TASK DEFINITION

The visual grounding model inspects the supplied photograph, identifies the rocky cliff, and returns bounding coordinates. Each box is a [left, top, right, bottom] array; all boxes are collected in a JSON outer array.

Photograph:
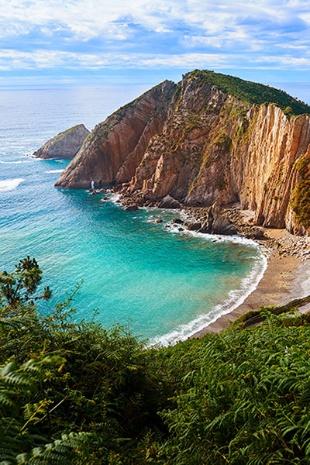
[[55, 81, 176, 188], [55, 70, 310, 235], [32, 124, 89, 159]]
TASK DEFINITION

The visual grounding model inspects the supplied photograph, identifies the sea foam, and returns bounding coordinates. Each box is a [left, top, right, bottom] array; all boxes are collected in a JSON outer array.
[[45, 169, 64, 174], [0, 178, 25, 192], [149, 235, 268, 347], [0, 160, 30, 164]]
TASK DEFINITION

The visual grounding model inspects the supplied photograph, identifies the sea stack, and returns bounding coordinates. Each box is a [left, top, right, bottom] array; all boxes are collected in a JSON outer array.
[[32, 124, 90, 159]]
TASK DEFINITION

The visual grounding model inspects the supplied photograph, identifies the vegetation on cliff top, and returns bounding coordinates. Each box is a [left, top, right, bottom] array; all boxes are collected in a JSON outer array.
[[2, 258, 310, 464], [190, 69, 310, 115]]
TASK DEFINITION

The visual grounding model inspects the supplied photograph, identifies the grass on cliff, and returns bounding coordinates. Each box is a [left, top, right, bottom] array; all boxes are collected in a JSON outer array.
[[2, 257, 310, 464], [190, 69, 310, 116]]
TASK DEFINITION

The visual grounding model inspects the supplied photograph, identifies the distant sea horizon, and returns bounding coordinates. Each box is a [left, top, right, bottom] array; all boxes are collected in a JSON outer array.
[[1, 80, 306, 344], [1, 79, 310, 106]]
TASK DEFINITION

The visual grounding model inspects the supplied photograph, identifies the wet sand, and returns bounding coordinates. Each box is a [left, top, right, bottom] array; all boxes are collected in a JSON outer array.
[[192, 229, 310, 337]]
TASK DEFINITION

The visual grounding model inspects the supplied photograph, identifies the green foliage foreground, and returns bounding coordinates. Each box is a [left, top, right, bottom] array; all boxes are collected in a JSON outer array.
[[1, 258, 310, 464]]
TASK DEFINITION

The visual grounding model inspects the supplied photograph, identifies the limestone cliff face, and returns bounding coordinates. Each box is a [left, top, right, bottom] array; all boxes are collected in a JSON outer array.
[[55, 71, 310, 235], [32, 124, 89, 159]]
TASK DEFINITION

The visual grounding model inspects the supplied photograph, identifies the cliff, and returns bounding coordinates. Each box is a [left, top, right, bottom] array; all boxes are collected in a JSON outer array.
[[55, 70, 310, 235], [55, 81, 176, 188], [32, 124, 90, 159]]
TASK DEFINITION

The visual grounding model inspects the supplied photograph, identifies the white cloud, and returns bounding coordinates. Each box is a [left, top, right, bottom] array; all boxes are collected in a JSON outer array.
[[0, 0, 300, 41], [1, 0, 310, 77], [0, 0, 184, 41], [3, 47, 309, 73]]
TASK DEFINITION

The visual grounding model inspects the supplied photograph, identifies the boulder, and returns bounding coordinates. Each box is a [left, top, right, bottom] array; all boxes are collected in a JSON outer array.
[[158, 195, 181, 209], [208, 203, 237, 235], [172, 218, 184, 224], [124, 205, 139, 211], [186, 222, 202, 231], [245, 227, 266, 240]]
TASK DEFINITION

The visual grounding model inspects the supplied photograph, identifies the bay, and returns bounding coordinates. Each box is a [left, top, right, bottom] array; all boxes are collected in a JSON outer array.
[[0, 85, 266, 345]]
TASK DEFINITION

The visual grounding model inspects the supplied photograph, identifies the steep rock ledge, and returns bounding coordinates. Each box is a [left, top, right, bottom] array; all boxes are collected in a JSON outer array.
[[55, 71, 310, 235]]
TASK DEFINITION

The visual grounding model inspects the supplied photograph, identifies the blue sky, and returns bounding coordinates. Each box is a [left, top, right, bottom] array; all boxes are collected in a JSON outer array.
[[1, 0, 310, 95]]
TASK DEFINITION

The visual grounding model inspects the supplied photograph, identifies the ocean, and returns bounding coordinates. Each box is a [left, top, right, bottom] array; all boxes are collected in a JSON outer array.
[[0, 84, 269, 345]]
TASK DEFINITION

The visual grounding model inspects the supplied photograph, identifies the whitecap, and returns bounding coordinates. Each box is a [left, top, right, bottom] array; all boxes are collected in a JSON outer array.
[[45, 169, 64, 174], [0, 159, 30, 164], [0, 178, 25, 192]]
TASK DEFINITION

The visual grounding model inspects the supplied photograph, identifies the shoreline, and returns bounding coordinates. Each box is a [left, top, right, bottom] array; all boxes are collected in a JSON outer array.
[[108, 191, 309, 339], [192, 228, 310, 337]]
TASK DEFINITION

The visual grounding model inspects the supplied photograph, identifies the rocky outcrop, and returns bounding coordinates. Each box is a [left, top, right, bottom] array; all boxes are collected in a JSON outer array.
[[32, 124, 89, 159], [55, 70, 310, 235], [158, 195, 181, 209], [55, 81, 176, 188]]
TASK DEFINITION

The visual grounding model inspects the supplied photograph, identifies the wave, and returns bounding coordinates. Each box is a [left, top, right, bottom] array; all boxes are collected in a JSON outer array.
[[101, 197, 269, 346], [45, 169, 64, 174], [149, 244, 268, 347], [0, 159, 30, 165], [0, 178, 25, 192]]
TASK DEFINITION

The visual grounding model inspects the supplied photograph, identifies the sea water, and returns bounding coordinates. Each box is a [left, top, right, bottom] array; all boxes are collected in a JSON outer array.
[[0, 85, 267, 345]]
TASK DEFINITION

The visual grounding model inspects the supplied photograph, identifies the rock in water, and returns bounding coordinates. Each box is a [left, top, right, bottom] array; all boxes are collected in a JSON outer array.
[[32, 124, 90, 159]]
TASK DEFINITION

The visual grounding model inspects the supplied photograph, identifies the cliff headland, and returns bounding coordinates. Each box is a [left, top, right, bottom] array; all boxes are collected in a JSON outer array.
[[53, 69, 310, 328], [55, 69, 310, 237]]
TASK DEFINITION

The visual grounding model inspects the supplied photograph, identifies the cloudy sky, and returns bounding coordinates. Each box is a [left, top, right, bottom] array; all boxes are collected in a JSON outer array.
[[1, 0, 310, 91]]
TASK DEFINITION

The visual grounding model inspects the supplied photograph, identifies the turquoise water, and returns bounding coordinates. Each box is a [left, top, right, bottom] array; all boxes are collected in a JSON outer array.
[[0, 86, 266, 344]]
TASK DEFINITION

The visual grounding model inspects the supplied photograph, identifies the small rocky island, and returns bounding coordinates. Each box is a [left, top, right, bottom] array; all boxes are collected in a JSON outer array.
[[32, 123, 89, 159]]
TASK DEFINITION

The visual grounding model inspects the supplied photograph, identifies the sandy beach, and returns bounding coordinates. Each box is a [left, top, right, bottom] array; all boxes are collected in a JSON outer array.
[[193, 228, 310, 336]]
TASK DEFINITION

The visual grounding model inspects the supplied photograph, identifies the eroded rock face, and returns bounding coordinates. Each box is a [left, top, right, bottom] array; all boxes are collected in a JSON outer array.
[[55, 72, 310, 235], [32, 124, 90, 159], [55, 81, 177, 188]]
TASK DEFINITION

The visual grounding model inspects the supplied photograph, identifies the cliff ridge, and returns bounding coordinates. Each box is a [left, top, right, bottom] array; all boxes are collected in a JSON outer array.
[[55, 70, 310, 235]]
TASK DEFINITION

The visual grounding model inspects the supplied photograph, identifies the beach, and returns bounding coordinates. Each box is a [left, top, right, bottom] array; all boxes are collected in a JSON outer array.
[[193, 228, 310, 336]]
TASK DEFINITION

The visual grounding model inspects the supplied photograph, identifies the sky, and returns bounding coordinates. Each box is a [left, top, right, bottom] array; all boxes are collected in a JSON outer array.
[[1, 0, 310, 97]]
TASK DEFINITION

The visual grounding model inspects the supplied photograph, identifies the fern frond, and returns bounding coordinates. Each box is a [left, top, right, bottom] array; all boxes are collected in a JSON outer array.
[[0, 362, 32, 387], [16, 432, 92, 464]]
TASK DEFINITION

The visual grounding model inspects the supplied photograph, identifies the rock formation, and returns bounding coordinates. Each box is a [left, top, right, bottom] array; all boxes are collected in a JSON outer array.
[[32, 124, 89, 159], [55, 70, 310, 235], [55, 81, 176, 187]]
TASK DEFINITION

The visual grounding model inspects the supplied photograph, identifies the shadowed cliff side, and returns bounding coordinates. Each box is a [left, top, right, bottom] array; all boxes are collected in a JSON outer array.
[[55, 80, 177, 188], [55, 70, 310, 235]]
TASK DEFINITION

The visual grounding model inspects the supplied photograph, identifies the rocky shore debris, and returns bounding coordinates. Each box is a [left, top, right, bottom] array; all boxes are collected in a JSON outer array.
[[224, 204, 309, 260], [115, 188, 307, 250], [158, 195, 181, 209], [94, 184, 309, 261], [182, 202, 237, 236]]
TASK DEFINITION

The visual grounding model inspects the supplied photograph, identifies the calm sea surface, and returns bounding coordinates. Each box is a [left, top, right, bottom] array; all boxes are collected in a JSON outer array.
[[0, 84, 269, 345]]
